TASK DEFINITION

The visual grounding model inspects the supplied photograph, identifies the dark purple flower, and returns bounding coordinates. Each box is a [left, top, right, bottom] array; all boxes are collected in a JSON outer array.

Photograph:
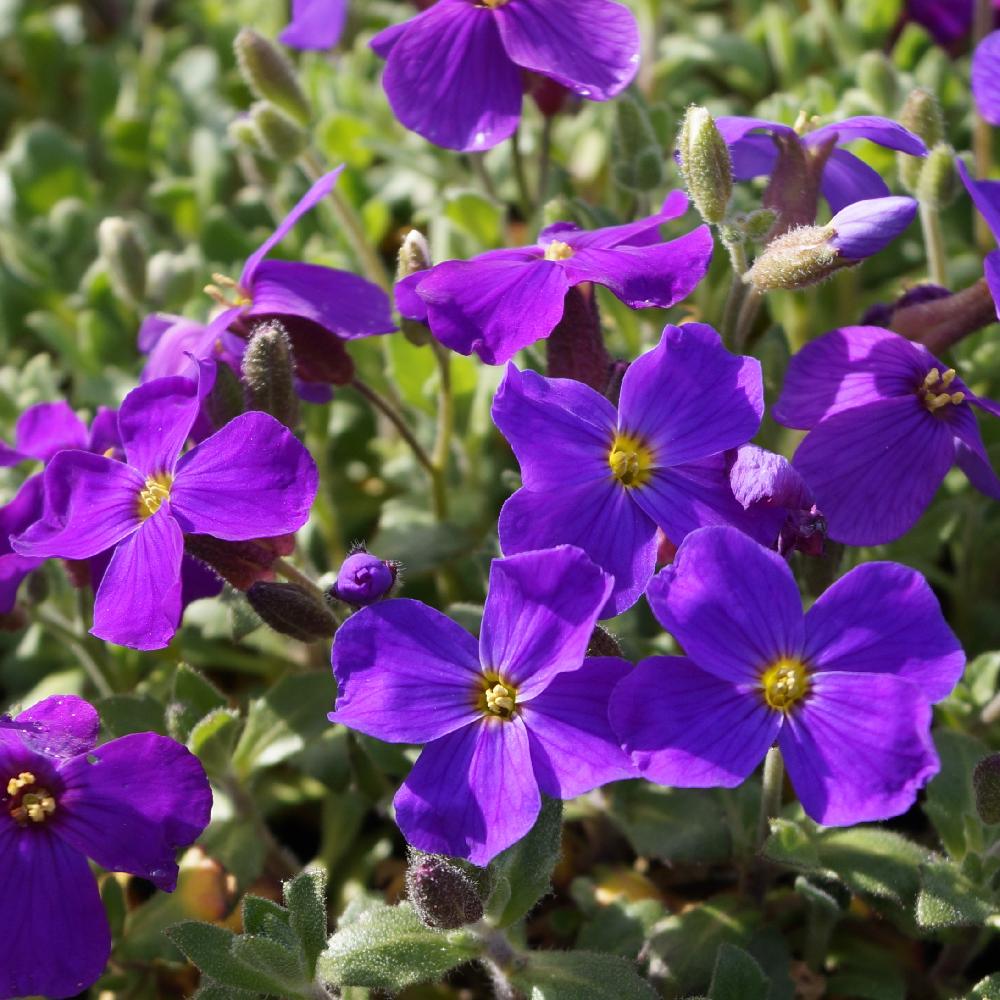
[[330, 550, 397, 606], [492, 323, 764, 616], [0, 695, 211, 999], [371, 0, 639, 151], [330, 546, 634, 864], [774, 325, 1000, 545], [907, 0, 1000, 45], [12, 366, 317, 650], [973, 31, 1000, 125], [715, 115, 926, 214], [609, 526, 964, 825], [280, 0, 347, 50], [397, 192, 712, 365], [958, 160, 1000, 319]]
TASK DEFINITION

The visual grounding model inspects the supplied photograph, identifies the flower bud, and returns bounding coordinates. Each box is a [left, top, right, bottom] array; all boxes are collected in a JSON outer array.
[[234, 28, 311, 126], [898, 88, 943, 193], [97, 216, 147, 306], [228, 115, 262, 153], [916, 143, 957, 211], [406, 853, 484, 930], [174, 847, 238, 922], [743, 208, 779, 243], [546, 285, 612, 393], [184, 534, 294, 590], [251, 102, 308, 162], [146, 249, 201, 308], [857, 52, 899, 114], [242, 320, 299, 430], [587, 624, 623, 658], [614, 92, 664, 194], [973, 753, 1000, 825], [246, 581, 338, 642], [329, 551, 397, 607], [204, 361, 246, 432], [397, 230, 433, 346], [677, 106, 732, 224]]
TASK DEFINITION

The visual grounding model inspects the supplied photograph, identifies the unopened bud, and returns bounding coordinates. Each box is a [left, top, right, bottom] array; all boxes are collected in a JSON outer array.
[[243, 320, 299, 429], [916, 143, 957, 210], [857, 52, 899, 114], [97, 216, 147, 305], [546, 285, 611, 392], [174, 847, 238, 921], [677, 106, 732, 225], [973, 753, 1000, 824], [587, 624, 623, 659], [247, 581, 337, 641], [898, 88, 943, 193], [228, 115, 262, 152], [146, 249, 201, 308], [406, 853, 484, 930], [204, 361, 245, 431], [614, 93, 664, 194], [397, 231, 433, 346], [251, 102, 308, 162], [184, 533, 294, 590], [234, 28, 311, 126], [743, 208, 779, 243], [329, 550, 397, 607]]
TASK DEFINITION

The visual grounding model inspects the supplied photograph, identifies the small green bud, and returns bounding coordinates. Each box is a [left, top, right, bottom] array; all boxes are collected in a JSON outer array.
[[397, 230, 433, 346], [744, 225, 840, 291], [228, 116, 262, 153], [96, 216, 147, 305], [234, 28, 311, 126], [677, 105, 733, 225], [916, 143, 957, 210], [743, 208, 779, 243], [204, 361, 245, 432], [146, 248, 201, 308], [898, 88, 944, 193], [857, 52, 899, 114], [246, 581, 338, 642], [242, 320, 299, 429], [973, 753, 1000, 825], [406, 853, 485, 930], [250, 102, 308, 162], [614, 93, 663, 193]]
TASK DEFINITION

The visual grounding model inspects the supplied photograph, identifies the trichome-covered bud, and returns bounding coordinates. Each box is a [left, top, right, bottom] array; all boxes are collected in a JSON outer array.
[[184, 533, 294, 590], [228, 115, 262, 153], [973, 753, 1000, 824], [546, 285, 613, 393], [329, 550, 397, 607], [246, 581, 338, 642], [405, 853, 484, 930], [97, 216, 147, 306], [743, 208, 778, 243], [204, 361, 245, 432], [898, 88, 943, 193], [587, 624, 623, 658], [243, 320, 299, 429], [613, 92, 664, 194], [251, 101, 308, 162], [916, 143, 957, 210], [234, 28, 311, 126], [677, 105, 732, 224], [857, 52, 899, 113], [397, 230, 433, 346]]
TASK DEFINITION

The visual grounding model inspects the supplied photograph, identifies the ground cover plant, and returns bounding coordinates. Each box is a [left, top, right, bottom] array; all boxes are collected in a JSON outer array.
[[2, 0, 1000, 997]]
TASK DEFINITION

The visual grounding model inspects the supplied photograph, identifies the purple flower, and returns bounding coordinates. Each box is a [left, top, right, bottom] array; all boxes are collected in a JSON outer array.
[[397, 192, 712, 365], [774, 325, 1000, 545], [492, 323, 764, 616], [609, 526, 964, 825], [907, 0, 1000, 45], [958, 160, 1000, 319], [826, 196, 918, 259], [11, 366, 318, 650], [280, 0, 347, 50], [715, 115, 927, 214], [973, 31, 1000, 125], [330, 546, 634, 864], [371, 0, 639, 151], [330, 550, 397, 606], [0, 695, 211, 998]]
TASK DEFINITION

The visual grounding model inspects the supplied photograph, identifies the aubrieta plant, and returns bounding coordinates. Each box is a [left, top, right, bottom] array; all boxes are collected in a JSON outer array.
[[2, 2, 1000, 999]]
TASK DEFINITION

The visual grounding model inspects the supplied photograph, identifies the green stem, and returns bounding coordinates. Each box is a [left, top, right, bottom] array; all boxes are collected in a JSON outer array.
[[510, 128, 533, 219], [974, 0, 995, 252], [920, 200, 949, 287], [804, 904, 836, 973], [351, 377, 438, 479], [273, 557, 326, 602], [756, 746, 784, 852], [36, 607, 114, 698], [720, 239, 749, 343], [470, 152, 499, 201], [537, 116, 554, 208], [430, 342, 453, 521], [733, 284, 763, 350]]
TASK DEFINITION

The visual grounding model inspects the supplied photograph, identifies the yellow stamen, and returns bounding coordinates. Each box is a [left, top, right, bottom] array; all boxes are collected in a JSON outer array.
[[608, 432, 654, 488], [138, 473, 173, 519], [204, 272, 252, 308], [6, 771, 57, 824], [7, 771, 35, 796], [543, 240, 575, 262], [920, 368, 965, 413], [760, 658, 810, 712], [477, 673, 518, 720], [480, 0, 511, 7]]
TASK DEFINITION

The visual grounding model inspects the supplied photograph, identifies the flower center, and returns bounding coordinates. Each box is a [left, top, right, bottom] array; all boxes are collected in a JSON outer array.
[[477, 673, 518, 720], [608, 432, 654, 488], [204, 272, 252, 309], [543, 240, 575, 262], [6, 772, 56, 825], [919, 368, 965, 413], [479, 0, 511, 8], [760, 658, 810, 712], [138, 473, 173, 519]]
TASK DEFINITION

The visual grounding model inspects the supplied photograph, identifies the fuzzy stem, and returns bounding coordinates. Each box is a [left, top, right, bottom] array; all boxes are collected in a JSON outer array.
[[920, 200, 949, 287], [36, 607, 114, 698], [537, 115, 554, 208], [733, 284, 764, 350], [756, 746, 784, 852], [430, 342, 454, 521], [510, 128, 533, 219], [721, 238, 749, 343]]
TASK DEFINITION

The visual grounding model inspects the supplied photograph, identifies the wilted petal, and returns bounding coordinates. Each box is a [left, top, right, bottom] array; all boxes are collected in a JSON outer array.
[[950, 400, 1000, 501]]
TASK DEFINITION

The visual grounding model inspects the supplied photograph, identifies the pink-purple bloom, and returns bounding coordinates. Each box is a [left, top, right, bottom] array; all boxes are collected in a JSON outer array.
[[492, 323, 764, 616], [330, 550, 397, 606], [0, 695, 211, 998], [609, 526, 965, 825], [11, 367, 318, 650], [371, 0, 639, 151], [330, 546, 634, 864], [958, 160, 1000, 319], [397, 192, 712, 365], [774, 325, 1000, 545], [280, 0, 347, 50]]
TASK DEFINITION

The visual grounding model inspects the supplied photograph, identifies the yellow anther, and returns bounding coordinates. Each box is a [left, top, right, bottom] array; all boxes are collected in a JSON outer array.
[[543, 240, 575, 262], [478, 674, 518, 720], [138, 473, 173, 519], [608, 432, 654, 488], [204, 273, 252, 308], [480, 0, 511, 7], [920, 368, 965, 413], [923, 368, 941, 388], [6, 771, 57, 825], [760, 658, 810, 712], [6, 772, 35, 796], [941, 368, 957, 387]]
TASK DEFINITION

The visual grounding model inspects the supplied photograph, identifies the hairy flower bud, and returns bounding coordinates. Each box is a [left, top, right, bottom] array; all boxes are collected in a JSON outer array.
[[587, 624, 623, 658], [184, 534, 294, 590], [234, 28, 311, 126], [228, 115, 262, 153], [243, 320, 299, 430], [677, 105, 732, 224], [397, 230, 434, 346], [857, 52, 899, 114], [247, 581, 338, 642], [916, 143, 957, 211], [204, 361, 245, 432], [546, 285, 612, 393], [405, 853, 484, 930], [973, 753, 1000, 825], [614, 92, 664, 193], [898, 88, 944, 193], [329, 551, 397, 607], [97, 216, 147, 306], [251, 102, 308, 162]]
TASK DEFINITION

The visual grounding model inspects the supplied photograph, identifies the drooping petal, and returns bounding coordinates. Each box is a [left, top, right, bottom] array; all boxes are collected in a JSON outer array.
[[393, 717, 540, 865], [56, 732, 212, 890], [791, 396, 955, 545], [550, 189, 690, 250], [246, 260, 395, 340], [618, 323, 763, 466], [490, 363, 616, 492], [522, 656, 635, 797], [803, 116, 927, 156], [380, 0, 523, 152], [973, 31, 1000, 126], [820, 148, 892, 215], [498, 480, 658, 618], [330, 599, 482, 744], [91, 509, 184, 651], [11, 452, 142, 561], [958, 159, 1000, 241], [0, 824, 110, 1000], [562, 226, 713, 310], [779, 672, 938, 826], [241, 167, 345, 286], [609, 656, 779, 787], [495, 0, 639, 101], [713, 115, 796, 146], [8, 402, 88, 464], [646, 526, 805, 685], [16, 695, 100, 758], [950, 400, 1000, 500], [279, 0, 348, 50], [479, 547, 613, 699], [773, 325, 929, 429], [728, 444, 812, 511], [419, 256, 569, 364], [139, 316, 220, 383], [170, 412, 318, 540], [985, 250, 1000, 318], [0, 473, 45, 613]]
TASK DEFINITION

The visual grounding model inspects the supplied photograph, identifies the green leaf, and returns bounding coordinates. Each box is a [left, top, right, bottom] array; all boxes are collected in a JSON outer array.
[[967, 974, 1000, 999], [708, 944, 770, 1000], [317, 901, 479, 991], [444, 190, 503, 248], [192, 982, 262, 1000], [284, 867, 329, 975], [510, 950, 657, 1000], [486, 797, 563, 928], [96, 694, 166, 738], [171, 663, 228, 740], [915, 859, 997, 929], [188, 708, 241, 776], [241, 895, 291, 937], [575, 898, 664, 959], [230, 935, 309, 988]]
